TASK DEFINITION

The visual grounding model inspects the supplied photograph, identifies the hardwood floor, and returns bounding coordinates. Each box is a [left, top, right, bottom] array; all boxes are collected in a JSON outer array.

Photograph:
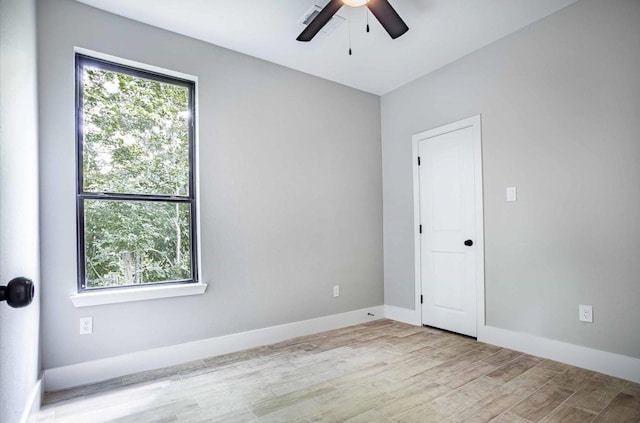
[[38, 319, 640, 422]]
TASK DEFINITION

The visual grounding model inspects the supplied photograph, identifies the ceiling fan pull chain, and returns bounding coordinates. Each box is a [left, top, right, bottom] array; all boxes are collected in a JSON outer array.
[[348, 20, 353, 55], [366, 9, 370, 33]]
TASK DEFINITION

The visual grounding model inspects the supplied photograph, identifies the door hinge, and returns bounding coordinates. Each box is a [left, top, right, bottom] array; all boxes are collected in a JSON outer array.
[[420, 294, 423, 304], [417, 156, 421, 166], [419, 224, 422, 234]]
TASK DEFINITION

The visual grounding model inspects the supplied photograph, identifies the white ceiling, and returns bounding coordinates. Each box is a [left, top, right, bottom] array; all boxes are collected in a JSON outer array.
[[74, 0, 578, 95]]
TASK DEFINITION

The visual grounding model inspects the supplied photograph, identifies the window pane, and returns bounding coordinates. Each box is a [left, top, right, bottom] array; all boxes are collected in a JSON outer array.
[[83, 199, 192, 289], [81, 66, 190, 196]]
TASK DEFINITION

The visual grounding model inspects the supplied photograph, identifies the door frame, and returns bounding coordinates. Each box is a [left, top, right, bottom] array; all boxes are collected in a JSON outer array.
[[412, 115, 485, 334]]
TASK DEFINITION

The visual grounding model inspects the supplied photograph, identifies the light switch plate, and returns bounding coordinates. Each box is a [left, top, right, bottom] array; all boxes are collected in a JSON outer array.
[[506, 187, 517, 202]]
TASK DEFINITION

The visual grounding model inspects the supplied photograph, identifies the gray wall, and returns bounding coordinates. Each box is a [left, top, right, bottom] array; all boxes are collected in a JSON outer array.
[[0, 0, 42, 421], [38, 0, 382, 369], [382, 0, 640, 358]]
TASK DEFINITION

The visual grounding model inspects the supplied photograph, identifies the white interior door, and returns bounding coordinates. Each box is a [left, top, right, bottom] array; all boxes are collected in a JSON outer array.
[[416, 119, 481, 337]]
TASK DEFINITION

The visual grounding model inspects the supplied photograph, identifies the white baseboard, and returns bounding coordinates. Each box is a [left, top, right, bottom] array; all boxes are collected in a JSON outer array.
[[381, 310, 640, 384], [478, 325, 640, 384], [20, 376, 43, 423], [384, 305, 421, 325], [44, 306, 384, 391]]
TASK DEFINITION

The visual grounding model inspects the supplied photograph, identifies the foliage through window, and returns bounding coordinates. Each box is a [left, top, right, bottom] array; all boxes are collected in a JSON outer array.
[[76, 54, 197, 290]]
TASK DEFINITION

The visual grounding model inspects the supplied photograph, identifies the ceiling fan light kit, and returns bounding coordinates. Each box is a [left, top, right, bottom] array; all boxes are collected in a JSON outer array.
[[342, 0, 369, 7], [297, 0, 408, 42]]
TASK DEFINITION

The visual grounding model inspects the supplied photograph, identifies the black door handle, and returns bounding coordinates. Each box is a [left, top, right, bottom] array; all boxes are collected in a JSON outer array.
[[464, 239, 473, 247], [0, 277, 34, 308]]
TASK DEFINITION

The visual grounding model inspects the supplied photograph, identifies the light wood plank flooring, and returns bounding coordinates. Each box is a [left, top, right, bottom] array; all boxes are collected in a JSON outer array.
[[38, 319, 640, 422]]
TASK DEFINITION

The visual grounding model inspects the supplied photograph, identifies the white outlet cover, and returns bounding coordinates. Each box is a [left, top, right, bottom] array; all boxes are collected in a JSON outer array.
[[506, 187, 517, 202], [579, 305, 593, 323], [80, 317, 93, 334]]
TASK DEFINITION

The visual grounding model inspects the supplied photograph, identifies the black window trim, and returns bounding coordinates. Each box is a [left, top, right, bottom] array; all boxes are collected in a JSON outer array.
[[75, 53, 198, 292]]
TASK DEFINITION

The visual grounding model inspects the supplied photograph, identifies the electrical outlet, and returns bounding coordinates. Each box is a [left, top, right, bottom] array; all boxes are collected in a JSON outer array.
[[579, 305, 593, 323], [80, 317, 93, 335], [333, 285, 340, 297]]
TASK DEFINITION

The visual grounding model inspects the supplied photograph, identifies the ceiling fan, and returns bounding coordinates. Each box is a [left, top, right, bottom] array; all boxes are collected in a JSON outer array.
[[297, 0, 409, 42]]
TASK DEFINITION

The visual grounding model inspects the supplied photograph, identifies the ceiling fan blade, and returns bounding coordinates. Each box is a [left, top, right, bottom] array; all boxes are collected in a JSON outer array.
[[366, 0, 409, 39], [297, 0, 343, 42]]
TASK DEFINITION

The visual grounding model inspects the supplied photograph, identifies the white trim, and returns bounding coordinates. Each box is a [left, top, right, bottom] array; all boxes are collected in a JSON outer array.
[[384, 305, 421, 325], [73, 47, 198, 82], [411, 130, 423, 325], [70, 283, 208, 307], [411, 115, 485, 334], [44, 306, 383, 391], [193, 64, 202, 293], [19, 376, 42, 423], [478, 325, 640, 384]]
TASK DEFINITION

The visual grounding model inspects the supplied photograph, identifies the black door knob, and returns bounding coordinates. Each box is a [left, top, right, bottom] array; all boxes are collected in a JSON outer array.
[[464, 239, 473, 247], [0, 277, 34, 308]]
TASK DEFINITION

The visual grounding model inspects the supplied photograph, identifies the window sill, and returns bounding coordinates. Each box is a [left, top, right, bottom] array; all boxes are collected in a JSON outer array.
[[70, 283, 208, 308]]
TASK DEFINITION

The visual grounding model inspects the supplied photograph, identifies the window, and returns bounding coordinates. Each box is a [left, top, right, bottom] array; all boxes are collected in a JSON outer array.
[[75, 54, 197, 291]]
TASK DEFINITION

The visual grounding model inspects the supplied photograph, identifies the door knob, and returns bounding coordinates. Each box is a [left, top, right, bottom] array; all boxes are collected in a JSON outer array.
[[464, 239, 473, 247], [0, 277, 34, 308]]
